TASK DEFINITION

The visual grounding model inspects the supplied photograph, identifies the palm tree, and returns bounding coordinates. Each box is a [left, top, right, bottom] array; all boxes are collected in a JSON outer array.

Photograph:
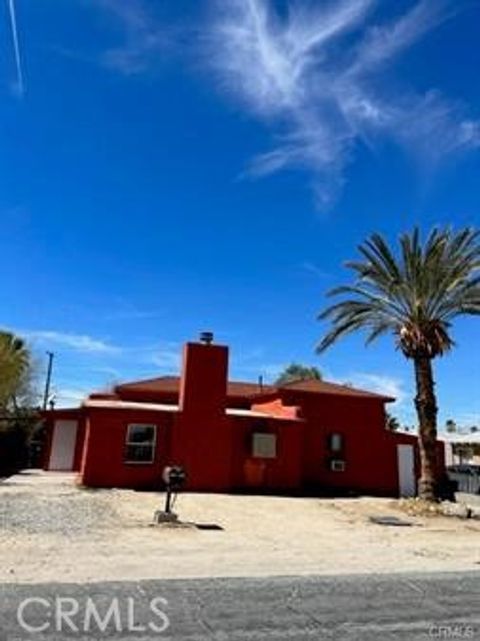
[[386, 413, 401, 432], [275, 363, 322, 386], [317, 227, 480, 501], [0, 330, 30, 410]]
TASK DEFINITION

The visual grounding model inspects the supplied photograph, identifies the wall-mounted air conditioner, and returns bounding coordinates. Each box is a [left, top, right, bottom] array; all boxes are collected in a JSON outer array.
[[330, 459, 346, 472]]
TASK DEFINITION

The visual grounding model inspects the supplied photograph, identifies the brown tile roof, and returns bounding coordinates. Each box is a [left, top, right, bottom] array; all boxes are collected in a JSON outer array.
[[115, 376, 276, 399], [278, 378, 394, 401], [114, 375, 393, 401]]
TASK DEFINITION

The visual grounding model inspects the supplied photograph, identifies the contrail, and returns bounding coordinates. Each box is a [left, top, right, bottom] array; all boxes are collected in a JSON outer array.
[[7, 0, 24, 96]]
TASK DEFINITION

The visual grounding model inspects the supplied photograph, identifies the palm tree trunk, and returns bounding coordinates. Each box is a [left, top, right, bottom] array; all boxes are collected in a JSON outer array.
[[413, 356, 439, 501]]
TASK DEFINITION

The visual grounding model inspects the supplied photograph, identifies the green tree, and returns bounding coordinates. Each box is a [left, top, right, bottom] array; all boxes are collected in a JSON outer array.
[[445, 419, 457, 433], [317, 228, 480, 501], [0, 331, 38, 473], [0, 331, 31, 410], [275, 363, 322, 386]]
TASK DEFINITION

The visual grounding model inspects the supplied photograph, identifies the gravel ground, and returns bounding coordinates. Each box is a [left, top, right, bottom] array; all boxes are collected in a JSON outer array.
[[2, 470, 480, 584], [0, 472, 120, 535], [0, 489, 117, 535]]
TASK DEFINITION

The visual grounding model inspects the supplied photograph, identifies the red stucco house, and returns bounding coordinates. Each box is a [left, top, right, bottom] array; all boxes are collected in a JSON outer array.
[[43, 334, 444, 497]]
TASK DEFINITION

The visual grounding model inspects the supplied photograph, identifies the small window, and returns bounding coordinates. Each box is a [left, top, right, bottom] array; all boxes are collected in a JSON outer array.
[[328, 433, 344, 452], [125, 424, 156, 463], [252, 433, 277, 459]]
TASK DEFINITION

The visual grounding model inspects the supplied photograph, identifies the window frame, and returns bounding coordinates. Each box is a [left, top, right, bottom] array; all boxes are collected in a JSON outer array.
[[124, 423, 157, 465]]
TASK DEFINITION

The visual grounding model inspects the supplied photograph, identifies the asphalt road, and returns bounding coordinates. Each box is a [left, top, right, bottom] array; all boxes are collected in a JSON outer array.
[[1, 572, 480, 640]]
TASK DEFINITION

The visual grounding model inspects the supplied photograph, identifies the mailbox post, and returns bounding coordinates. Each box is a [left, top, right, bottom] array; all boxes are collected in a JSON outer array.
[[153, 465, 187, 524]]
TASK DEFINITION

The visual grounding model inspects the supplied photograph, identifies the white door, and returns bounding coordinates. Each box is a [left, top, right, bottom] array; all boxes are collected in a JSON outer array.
[[49, 420, 78, 470], [397, 444, 416, 497]]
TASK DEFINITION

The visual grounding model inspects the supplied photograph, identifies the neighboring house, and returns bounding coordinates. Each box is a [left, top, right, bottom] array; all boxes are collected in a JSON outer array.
[[441, 432, 480, 466], [440, 433, 480, 494], [42, 334, 444, 497]]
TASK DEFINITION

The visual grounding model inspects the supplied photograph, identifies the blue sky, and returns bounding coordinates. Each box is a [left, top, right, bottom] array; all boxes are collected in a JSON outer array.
[[1, 0, 479, 428]]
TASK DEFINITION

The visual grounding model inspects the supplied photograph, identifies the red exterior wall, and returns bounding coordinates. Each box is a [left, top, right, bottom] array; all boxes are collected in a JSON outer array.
[[264, 389, 433, 496], [281, 391, 402, 494], [80, 408, 173, 489], [229, 417, 303, 491], [77, 406, 302, 492]]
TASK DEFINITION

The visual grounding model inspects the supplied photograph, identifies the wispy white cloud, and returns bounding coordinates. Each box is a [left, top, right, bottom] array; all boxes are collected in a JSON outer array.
[[346, 372, 407, 405], [300, 261, 331, 280], [348, 0, 449, 75], [52, 386, 91, 407], [33, 339, 183, 406], [57, 363, 122, 378], [97, 0, 172, 75], [209, 0, 480, 205], [325, 368, 408, 413], [146, 344, 180, 370], [390, 91, 480, 163], [17, 325, 182, 366], [22, 330, 120, 354]]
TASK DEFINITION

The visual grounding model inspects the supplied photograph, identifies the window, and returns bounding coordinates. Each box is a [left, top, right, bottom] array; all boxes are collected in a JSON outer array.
[[252, 433, 277, 459], [328, 433, 344, 453], [125, 424, 157, 463]]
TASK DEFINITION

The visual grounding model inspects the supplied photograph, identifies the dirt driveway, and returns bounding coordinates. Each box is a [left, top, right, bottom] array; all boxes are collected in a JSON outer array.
[[1, 471, 480, 584]]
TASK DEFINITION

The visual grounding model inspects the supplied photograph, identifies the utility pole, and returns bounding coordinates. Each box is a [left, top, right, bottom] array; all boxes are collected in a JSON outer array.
[[42, 351, 54, 410]]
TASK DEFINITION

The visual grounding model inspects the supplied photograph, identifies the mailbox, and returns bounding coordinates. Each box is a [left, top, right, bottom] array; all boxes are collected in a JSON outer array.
[[162, 465, 187, 490]]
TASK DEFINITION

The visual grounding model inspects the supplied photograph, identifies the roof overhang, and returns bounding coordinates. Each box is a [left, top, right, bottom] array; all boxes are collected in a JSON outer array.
[[82, 399, 300, 421]]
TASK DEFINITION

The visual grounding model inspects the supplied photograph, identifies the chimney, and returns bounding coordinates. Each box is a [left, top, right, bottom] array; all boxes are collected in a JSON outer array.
[[179, 332, 228, 416]]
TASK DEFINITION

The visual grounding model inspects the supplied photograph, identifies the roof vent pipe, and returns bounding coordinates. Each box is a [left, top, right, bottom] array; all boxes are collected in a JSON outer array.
[[199, 331, 214, 345]]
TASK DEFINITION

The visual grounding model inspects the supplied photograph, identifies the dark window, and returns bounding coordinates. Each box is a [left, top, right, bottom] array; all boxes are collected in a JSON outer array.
[[125, 424, 156, 463]]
